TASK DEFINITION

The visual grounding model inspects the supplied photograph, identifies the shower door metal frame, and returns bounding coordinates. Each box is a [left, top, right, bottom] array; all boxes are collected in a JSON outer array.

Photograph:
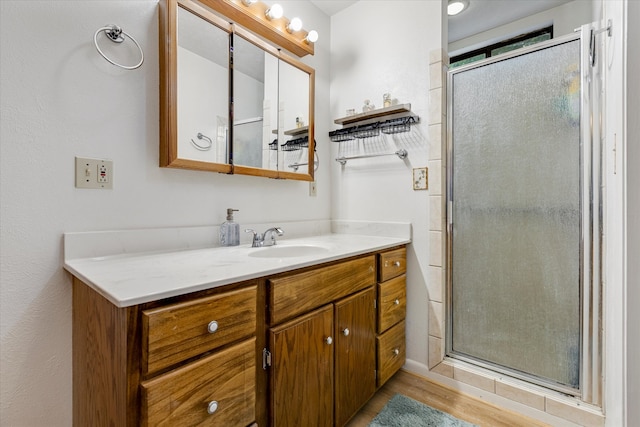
[[445, 28, 602, 404]]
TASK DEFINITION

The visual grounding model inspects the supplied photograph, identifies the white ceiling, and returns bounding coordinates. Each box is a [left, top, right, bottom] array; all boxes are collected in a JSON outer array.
[[309, 0, 357, 16], [309, 0, 574, 42], [448, 0, 574, 42]]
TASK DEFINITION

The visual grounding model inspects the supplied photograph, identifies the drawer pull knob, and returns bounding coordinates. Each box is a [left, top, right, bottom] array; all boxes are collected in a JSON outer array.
[[393, 261, 401, 267], [342, 328, 350, 336], [207, 321, 219, 334], [207, 400, 219, 414], [394, 299, 400, 305], [325, 336, 333, 345], [393, 348, 400, 356]]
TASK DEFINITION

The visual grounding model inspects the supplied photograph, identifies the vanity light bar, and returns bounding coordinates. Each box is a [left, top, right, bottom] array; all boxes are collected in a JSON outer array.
[[197, 0, 316, 57]]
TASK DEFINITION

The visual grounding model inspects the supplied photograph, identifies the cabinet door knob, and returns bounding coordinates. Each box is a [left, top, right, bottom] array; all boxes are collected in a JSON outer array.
[[393, 348, 400, 356], [207, 400, 219, 414], [394, 299, 400, 305], [393, 261, 401, 267], [342, 328, 350, 336], [325, 336, 333, 345], [207, 321, 219, 334]]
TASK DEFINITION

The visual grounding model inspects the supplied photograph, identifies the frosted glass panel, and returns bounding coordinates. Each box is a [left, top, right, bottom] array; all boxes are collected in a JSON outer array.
[[450, 39, 581, 389]]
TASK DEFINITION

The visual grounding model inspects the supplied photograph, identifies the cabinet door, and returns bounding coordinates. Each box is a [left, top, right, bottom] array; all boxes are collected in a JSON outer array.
[[269, 305, 334, 427], [334, 288, 376, 426]]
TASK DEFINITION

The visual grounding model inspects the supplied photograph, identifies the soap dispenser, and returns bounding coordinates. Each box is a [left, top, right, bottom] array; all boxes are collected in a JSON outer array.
[[220, 208, 240, 247]]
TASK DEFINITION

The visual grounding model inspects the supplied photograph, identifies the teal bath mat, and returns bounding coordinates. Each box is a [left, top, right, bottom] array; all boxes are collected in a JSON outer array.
[[369, 394, 478, 427]]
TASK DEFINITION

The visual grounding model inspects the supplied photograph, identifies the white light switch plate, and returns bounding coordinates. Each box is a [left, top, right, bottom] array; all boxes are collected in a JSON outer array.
[[75, 157, 113, 189]]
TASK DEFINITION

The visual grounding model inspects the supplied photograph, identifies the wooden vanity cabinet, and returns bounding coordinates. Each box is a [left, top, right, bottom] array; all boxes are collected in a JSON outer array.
[[267, 255, 378, 426], [72, 278, 260, 427], [376, 247, 407, 387], [72, 244, 407, 427]]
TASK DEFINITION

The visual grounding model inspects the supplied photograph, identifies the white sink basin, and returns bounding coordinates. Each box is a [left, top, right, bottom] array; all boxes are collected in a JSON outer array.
[[247, 244, 330, 258]]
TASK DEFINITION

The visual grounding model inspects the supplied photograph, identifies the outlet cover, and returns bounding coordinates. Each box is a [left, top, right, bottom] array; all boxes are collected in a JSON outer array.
[[75, 157, 113, 189], [413, 167, 428, 190]]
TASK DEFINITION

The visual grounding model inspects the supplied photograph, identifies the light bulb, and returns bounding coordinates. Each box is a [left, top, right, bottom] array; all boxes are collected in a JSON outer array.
[[287, 17, 303, 33], [304, 30, 318, 44], [265, 4, 283, 20], [448, 0, 468, 16]]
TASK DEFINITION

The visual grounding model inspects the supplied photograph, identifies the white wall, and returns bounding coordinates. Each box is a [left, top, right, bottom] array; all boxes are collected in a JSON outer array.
[[602, 0, 628, 424], [626, 0, 639, 424], [0, 1, 331, 424], [329, 0, 441, 372]]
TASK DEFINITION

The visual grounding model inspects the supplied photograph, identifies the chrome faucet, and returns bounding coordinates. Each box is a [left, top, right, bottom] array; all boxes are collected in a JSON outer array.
[[245, 227, 284, 247]]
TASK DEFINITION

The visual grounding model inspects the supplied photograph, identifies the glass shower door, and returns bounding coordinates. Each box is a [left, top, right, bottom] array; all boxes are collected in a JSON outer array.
[[447, 36, 582, 392]]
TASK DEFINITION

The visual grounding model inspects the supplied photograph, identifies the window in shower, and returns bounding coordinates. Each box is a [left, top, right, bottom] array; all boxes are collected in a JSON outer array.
[[450, 26, 553, 69], [446, 36, 585, 394]]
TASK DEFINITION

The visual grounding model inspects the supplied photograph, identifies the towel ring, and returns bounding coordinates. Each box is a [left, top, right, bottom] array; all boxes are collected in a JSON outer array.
[[191, 132, 213, 151], [94, 25, 144, 70]]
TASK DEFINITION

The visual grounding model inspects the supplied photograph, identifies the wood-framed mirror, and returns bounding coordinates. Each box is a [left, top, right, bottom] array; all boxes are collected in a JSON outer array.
[[159, 0, 315, 181], [159, 0, 232, 173]]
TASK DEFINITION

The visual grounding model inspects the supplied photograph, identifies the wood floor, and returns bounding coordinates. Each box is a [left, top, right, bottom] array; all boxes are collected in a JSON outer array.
[[346, 370, 551, 427]]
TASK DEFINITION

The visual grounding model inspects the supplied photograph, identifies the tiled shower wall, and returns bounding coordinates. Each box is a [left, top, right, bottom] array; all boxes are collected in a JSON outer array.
[[427, 48, 447, 372]]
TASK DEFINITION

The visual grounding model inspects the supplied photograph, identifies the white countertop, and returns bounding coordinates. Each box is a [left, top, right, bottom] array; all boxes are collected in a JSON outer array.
[[64, 229, 410, 308]]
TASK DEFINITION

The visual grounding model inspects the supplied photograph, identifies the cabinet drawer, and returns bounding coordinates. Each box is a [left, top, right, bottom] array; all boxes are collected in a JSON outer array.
[[269, 256, 376, 324], [141, 338, 256, 427], [378, 247, 407, 282], [376, 320, 405, 387], [377, 274, 406, 333], [142, 285, 257, 375]]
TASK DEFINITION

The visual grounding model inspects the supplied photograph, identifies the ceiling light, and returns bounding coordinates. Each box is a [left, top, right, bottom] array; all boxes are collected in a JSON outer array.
[[448, 0, 469, 16], [287, 17, 303, 33], [304, 30, 318, 44], [265, 3, 283, 20]]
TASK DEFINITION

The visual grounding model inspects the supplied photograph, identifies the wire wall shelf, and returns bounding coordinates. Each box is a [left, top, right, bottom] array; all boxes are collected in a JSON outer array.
[[329, 103, 419, 165], [281, 135, 310, 151], [269, 135, 309, 152], [273, 125, 318, 172]]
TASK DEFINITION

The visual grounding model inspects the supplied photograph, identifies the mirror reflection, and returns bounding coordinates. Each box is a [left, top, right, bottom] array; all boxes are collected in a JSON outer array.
[[278, 58, 312, 175], [232, 33, 279, 171], [177, 6, 229, 164]]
